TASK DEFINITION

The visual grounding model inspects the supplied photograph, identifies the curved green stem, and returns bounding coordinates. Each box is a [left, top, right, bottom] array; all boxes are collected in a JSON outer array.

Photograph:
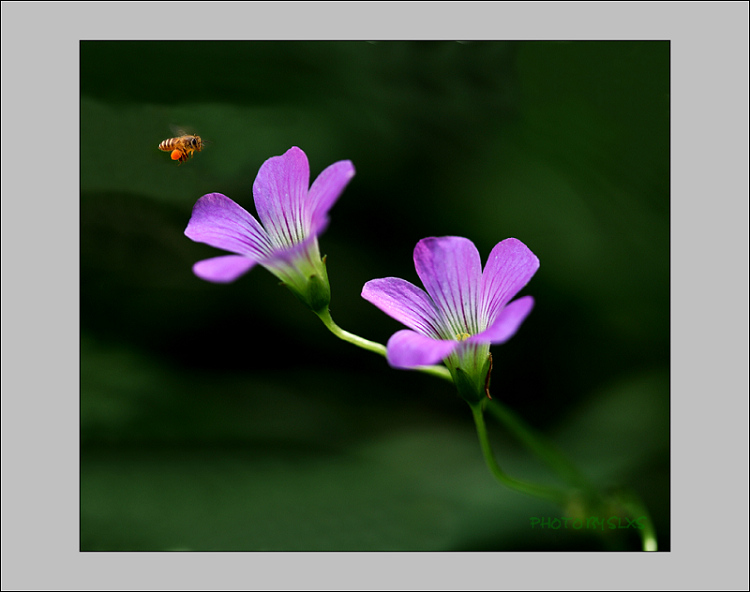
[[470, 402, 569, 506], [485, 398, 598, 497], [315, 308, 453, 382], [315, 308, 387, 355], [484, 400, 658, 550], [314, 307, 657, 550], [639, 516, 659, 552], [616, 490, 659, 552]]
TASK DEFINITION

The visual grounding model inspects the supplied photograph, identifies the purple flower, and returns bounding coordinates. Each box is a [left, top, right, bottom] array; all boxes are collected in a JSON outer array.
[[185, 146, 355, 310], [361, 236, 539, 384]]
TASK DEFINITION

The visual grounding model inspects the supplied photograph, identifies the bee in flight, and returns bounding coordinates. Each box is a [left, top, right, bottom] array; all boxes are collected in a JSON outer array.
[[158, 133, 204, 164]]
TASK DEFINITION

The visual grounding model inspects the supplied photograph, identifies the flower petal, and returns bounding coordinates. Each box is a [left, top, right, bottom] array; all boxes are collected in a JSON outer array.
[[192, 255, 258, 283], [386, 330, 459, 369], [480, 238, 539, 326], [361, 277, 442, 337], [307, 159, 356, 237], [252, 146, 310, 249], [413, 237, 483, 335], [185, 193, 273, 259], [469, 295, 535, 344]]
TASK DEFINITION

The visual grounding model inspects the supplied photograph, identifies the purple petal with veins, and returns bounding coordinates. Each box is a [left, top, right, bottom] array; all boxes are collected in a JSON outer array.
[[480, 238, 539, 326], [308, 159, 356, 237], [193, 255, 259, 284], [386, 330, 460, 369], [185, 193, 272, 260], [252, 146, 310, 249], [469, 295, 535, 345], [361, 277, 443, 337], [414, 237, 483, 335]]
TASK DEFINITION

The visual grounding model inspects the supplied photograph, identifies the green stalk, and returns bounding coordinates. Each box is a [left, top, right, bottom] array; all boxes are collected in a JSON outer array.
[[470, 402, 569, 506], [485, 398, 597, 496], [315, 308, 453, 382], [615, 490, 659, 552], [314, 307, 657, 551]]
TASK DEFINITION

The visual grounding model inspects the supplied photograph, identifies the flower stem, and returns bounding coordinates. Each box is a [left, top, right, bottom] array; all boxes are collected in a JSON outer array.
[[315, 308, 453, 382], [484, 400, 658, 551], [470, 402, 570, 507], [615, 490, 659, 552], [485, 398, 597, 496], [315, 308, 657, 550], [315, 308, 387, 355]]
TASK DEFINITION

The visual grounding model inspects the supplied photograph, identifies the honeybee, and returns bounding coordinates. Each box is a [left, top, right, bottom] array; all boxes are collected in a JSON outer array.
[[158, 133, 204, 164]]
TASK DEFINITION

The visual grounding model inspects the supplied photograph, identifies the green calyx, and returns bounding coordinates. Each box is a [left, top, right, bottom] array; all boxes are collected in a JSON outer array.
[[279, 255, 331, 314], [304, 267, 332, 313], [450, 353, 493, 404]]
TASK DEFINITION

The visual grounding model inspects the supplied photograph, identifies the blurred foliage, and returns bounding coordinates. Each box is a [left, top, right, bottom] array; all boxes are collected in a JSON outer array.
[[80, 41, 669, 551]]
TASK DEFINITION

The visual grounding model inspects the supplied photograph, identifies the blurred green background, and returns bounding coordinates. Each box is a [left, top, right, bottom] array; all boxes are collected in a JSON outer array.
[[80, 41, 669, 551]]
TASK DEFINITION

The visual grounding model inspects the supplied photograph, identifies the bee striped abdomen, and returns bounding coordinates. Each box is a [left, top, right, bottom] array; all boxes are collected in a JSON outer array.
[[158, 134, 203, 164]]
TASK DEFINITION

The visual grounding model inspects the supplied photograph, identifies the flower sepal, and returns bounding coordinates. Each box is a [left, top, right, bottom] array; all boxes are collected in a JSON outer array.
[[450, 354, 493, 404], [281, 257, 331, 314]]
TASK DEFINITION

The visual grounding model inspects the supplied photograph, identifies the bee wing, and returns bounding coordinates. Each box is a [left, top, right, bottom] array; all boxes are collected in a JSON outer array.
[[169, 124, 195, 137]]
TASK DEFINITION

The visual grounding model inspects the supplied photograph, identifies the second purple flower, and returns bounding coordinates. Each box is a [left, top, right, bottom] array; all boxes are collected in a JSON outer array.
[[362, 236, 539, 397]]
